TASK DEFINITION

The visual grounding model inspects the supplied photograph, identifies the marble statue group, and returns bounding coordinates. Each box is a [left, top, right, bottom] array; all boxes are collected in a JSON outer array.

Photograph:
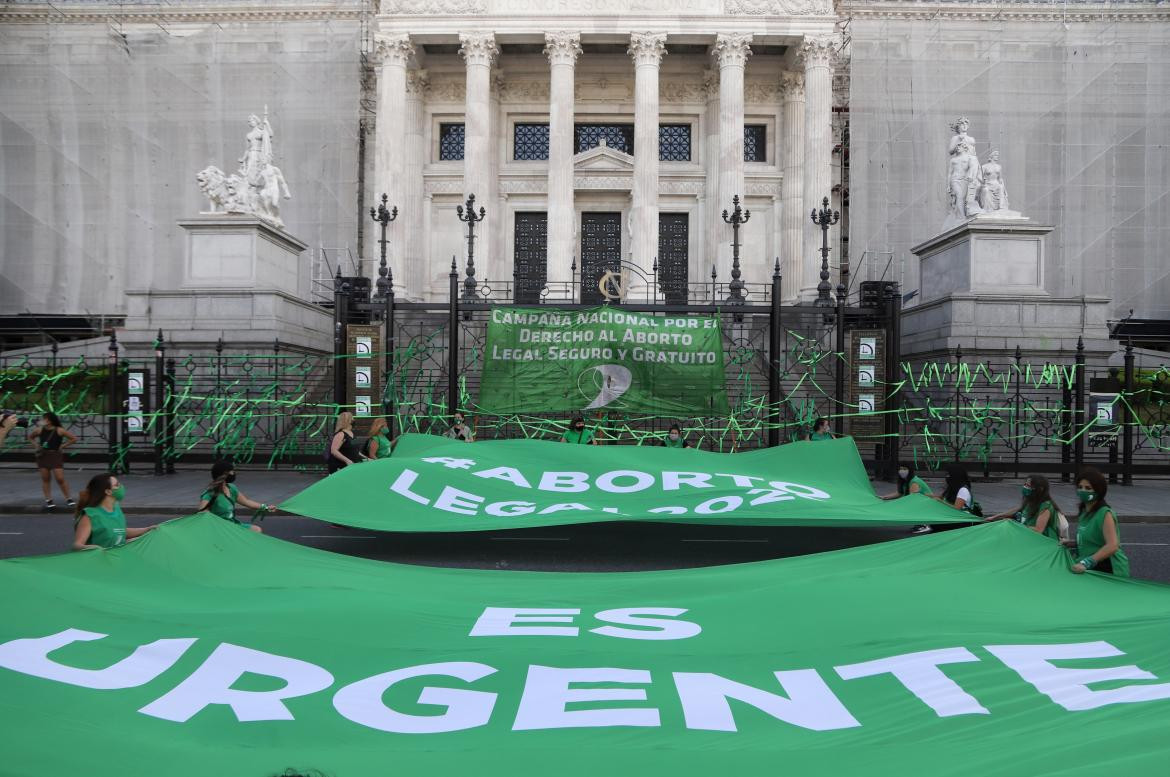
[[943, 116, 1019, 230], [197, 108, 292, 229]]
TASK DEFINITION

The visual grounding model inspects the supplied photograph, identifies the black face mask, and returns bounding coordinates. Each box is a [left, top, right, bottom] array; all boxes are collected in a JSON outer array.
[[574, 425, 584, 431], [226, 473, 237, 484]]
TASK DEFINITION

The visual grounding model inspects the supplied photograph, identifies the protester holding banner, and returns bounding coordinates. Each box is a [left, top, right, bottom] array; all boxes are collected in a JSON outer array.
[[881, 463, 932, 500], [808, 417, 834, 441], [364, 417, 394, 459], [912, 463, 979, 534], [72, 473, 155, 550], [197, 461, 273, 533], [1072, 467, 1130, 576], [445, 412, 474, 443], [28, 411, 76, 510], [989, 475, 1062, 541], [327, 411, 359, 473], [658, 424, 691, 449], [561, 416, 597, 445]]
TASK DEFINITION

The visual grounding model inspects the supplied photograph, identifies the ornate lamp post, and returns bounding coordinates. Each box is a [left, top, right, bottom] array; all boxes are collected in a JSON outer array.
[[722, 195, 750, 305], [810, 195, 839, 308], [370, 193, 398, 423], [456, 193, 486, 303]]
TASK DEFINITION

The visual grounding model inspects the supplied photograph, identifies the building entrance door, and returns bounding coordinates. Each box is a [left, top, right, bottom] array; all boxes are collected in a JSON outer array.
[[580, 212, 622, 304], [513, 212, 547, 304], [658, 213, 689, 304]]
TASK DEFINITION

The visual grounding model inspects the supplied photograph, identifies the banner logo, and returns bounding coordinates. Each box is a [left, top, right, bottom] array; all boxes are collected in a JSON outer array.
[[581, 364, 633, 409]]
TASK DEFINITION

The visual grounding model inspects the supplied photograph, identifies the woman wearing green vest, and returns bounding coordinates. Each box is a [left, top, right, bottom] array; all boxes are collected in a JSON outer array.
[[561, 416, 597, 445], [658, 424, 691, 449], [881, 463, 932, 500], [989, 474, 1062, 541], [364, 417, 394, 460], [807, 417, 834, 441], [72, 473, 155, 551], [1072, 467, 1130, 576], [197, 461, 275, 533]]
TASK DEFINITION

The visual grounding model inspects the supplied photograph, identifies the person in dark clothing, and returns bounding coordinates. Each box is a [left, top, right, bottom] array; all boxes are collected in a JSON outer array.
[[561, 416, 597, 445], [327, 411, 359, 474], [28, 411, 76, 510]]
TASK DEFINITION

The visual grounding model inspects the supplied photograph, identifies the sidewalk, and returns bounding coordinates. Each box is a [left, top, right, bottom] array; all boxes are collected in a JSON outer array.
[[2, 464, 1167, 520]]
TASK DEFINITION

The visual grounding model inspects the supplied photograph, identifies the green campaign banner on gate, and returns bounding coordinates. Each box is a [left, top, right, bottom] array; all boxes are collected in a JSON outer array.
[[478, 306, 730, 414], [3, 514, 1170, 777], [279, 433, 971, 532]]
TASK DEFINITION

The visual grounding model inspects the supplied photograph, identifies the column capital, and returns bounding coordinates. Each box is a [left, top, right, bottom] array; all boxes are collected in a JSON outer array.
[[797, 34, 836, 69], [406, 68, 429, 97], [713, 33, 753, 69], [544, 32, 582, 66], [373, 34, 414, 67], [628, 32, 668, 68], [778, 70, 804, 101], [459, 32, 499, 67], [703, 68, 720, 100]]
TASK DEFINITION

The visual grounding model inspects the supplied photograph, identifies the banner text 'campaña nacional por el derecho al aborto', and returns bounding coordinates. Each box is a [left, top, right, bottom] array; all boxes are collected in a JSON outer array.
[[279, 434, 971, 532], [478, 306, 729, 415], [3, 514, 1170, 776]]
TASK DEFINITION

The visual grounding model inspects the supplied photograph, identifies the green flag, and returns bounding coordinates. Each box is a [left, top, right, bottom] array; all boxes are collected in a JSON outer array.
[[280, 433, 971, 532], [478, 306, 729, 414], [2, 514, 1169, 776]]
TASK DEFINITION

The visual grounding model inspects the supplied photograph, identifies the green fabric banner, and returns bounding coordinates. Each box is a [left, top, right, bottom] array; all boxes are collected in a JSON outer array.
[[3, 515, 1170, 776], [478, 306, 729, 414], [280, 433, 971, 532]]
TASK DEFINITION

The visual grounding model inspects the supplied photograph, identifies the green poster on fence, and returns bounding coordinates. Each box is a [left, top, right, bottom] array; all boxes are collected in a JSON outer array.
[[478, 307, 729, 414], [3, 514, 1170, 776], [280, 433, 971, 532]]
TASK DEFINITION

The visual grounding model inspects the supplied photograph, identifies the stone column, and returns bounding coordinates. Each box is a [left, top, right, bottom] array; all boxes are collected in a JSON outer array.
[[373, 34, 413, 291], [629, 33, 667, 278], [544, 32, 581, 296], [779, 70, 804, 302], [702, 68, 720, 279], [404, 68, 428, 300], [459, 32, 499, 281], [799, 35, 835, 300], [713, 33, 752, 275]]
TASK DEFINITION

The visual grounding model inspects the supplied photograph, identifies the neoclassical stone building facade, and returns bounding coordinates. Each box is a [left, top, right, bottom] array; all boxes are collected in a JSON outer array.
[[372, 0, 843, 303]]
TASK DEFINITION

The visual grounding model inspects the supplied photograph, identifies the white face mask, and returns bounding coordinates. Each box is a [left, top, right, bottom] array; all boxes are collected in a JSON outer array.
[[898, 469, 909, 479], [669, 433, 680, 441]]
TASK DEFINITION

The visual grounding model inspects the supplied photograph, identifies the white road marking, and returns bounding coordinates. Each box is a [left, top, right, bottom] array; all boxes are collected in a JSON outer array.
[[0, 532, 24, 535], [1124, 542, 1170, 546], [300, 535, 376, 539]]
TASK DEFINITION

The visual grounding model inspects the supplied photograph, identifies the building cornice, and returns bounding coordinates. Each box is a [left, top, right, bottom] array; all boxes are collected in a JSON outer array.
[[0, 2, 364, 24], [838, 1, 1169, 23]]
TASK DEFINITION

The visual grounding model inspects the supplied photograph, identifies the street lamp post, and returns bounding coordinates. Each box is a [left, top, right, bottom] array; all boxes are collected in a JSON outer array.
[[722, 195, 750, 305], [370, 193, 398, 425], [456, 193, 486, 304], [810, 195, 840, 308], [153, 329, 165, 476]]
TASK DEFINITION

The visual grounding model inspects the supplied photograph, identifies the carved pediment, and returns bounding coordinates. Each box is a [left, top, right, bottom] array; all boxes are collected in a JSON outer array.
[[573, 141, 635, 173]]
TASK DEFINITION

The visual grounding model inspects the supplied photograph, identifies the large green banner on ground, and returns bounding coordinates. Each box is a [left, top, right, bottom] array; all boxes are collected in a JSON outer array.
[[3, 515, 1170, 776], [280, 433, 971, 532], [478, 306, 729, 414]]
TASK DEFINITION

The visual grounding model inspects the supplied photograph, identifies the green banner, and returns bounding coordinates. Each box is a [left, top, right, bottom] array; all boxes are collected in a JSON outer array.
[[280, 433, 971, 532], [478, 306, 729, 415], [3, 515, 1170, 776]]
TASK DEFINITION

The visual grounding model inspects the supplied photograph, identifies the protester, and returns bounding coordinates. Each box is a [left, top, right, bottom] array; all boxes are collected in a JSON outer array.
[[1071, 467, 1131, 576], [989, 474, 1062, 541], [911, 463, 979, 534], [28, 411, 77, 510], [197, 461, 274, 533], [881, 463, 932, 500], [364, 417, 394, 459], [327, 411, 359, 473], [659, 424, 691, 449], [72, 473, 155, 550], [0, 410, 21, 449], [561, 416, 597, 445], [808, 417, 833, 441], [445, 412, 474, 442]]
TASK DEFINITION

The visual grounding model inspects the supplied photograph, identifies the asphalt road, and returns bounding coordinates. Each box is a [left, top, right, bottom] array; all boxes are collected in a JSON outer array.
[[3, 512, 1169, 583]]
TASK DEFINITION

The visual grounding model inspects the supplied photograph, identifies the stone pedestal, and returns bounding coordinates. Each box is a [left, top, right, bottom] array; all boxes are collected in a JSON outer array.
[[914, 217, 1051, 302], [121, 216, 331, 353]]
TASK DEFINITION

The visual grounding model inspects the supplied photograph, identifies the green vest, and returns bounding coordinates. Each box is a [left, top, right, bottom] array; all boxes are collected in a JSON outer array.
[[1016, 500, 1060, 541], [663, 436, 686, 449], [1076, 505, 1130, 577], [77, 505, 126, 548], [810, 432, 833, 441], [562, 428, 595, 445], [907, 476, 932, 497], [372, 433, 393, 459], [201, 484, 240, 524]]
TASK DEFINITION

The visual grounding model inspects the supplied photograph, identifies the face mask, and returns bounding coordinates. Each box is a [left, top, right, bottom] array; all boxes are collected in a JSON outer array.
[[226, 474, 237, 484], [898, 469, 909, 479], [111, 485, 125, 502], [454, 418, 463, 426], [1021, 486, 1033, 497], [574, 425, 584, 431], [669, 433, 680, 441], [1077, 489, 1095, 504]]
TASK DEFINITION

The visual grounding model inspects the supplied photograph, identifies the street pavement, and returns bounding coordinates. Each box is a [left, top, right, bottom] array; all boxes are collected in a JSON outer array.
[[2, 464, 1168, 582]]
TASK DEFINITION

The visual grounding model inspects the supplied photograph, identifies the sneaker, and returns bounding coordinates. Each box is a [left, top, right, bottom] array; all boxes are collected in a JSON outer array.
[[43, 499, 56, 511], [65, 498, 76, 507], [910, 524, 933, 535]]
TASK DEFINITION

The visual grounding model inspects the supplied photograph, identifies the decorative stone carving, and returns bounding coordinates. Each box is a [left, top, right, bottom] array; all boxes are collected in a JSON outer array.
[[744, 81, 778, 104], [373, 34, 413, 67], [196, 109, 291, 229], [574, 175, 633, 191], [945, 138, 983, 229], [725, 0, 834, 14], [382, 0, 486, 13], [424, 177, 463, 195], [405, 69, 429, 97], [500, 178, 548, 195], [660, 179, 705, 195], [745, 181, 781, 196], [713, 33, 753, 68], [660, 81, 708, 103], [427, 79, 466, 102], [978, 148, 1008, 212], [498, 80, 550, 102], [458, 32, 498, 68], [797, 34, 836, 68], [778, 71, 804, 100], [544, 31, 582, 66], [628, 32, 668, 67], [947, 115, 976, 160]]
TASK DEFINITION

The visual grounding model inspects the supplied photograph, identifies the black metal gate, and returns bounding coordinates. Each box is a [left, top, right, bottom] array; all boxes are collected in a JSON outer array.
[[513, 212, 547, 305], [658, 213, 688, 304], [580, 212, 622, 305]]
